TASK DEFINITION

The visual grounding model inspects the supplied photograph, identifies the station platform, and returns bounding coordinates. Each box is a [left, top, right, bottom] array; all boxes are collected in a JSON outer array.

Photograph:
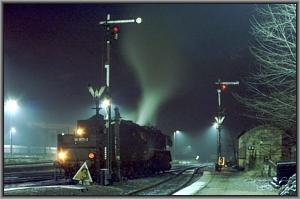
[[173, 171, 211, 195], [173, 167, 278, 196]]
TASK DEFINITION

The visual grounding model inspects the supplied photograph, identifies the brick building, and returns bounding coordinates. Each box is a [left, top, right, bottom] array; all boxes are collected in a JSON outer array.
[[238, 125, 296, 176]]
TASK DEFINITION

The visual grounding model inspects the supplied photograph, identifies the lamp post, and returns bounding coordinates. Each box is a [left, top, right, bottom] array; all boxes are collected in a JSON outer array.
[[214, 115, 224, 171], [99, 14, 142, 182], [173, 131, 176, 161], [5, 99, 19, 157], [9, 127, 16, 157], [214, 79, 239, 171], [173, 130, 180, 161]]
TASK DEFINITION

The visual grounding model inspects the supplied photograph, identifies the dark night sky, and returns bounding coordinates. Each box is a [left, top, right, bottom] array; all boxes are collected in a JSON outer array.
[[3, 3, 260, 155]]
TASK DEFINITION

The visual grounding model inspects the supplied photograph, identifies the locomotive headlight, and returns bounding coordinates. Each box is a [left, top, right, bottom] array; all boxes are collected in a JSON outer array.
[[58, 151, 67, 161], [76, 128, 85, 136]]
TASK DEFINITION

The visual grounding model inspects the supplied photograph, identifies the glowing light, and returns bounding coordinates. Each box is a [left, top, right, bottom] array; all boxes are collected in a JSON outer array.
[[76, 128, 85, 136], [221, 84, 227, 91], [112, 25, 120, 33], [58, 150, 67, 161], [5, 99, 19, 113], [196, 155, 200, 160], [10, 127, 16, 133], [88, 152, 95, 159], [213, 116, 225, 129], [104, 147, 107, 160], [101, 98, 110, 109], [213, 122, 218, 129], [136, 17, 142, 24]]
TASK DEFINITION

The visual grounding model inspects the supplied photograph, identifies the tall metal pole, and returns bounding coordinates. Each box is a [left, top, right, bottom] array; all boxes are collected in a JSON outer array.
[[214, 79, 239, 171], [99, 13, 142, 183], [173, 131, 176, 161], [217, 88, 222, 162], [5, 100, 18, 158], [10, 128, 12, 157], [104, 13, 112, 179], [9, 112, 13, 157]]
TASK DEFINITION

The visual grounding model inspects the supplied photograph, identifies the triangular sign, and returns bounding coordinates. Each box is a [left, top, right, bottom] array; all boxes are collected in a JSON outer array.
[[72, 161, 93, 184]]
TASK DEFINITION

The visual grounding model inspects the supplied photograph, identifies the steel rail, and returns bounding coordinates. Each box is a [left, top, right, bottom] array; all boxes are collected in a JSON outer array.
[[126, 166, 205, 195]]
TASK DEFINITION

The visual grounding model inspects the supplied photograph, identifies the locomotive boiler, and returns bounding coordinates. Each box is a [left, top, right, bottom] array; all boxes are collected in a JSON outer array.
[[56, 108, 172, 183]]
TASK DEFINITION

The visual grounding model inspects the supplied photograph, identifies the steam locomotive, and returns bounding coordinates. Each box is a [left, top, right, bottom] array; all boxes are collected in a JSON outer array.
[[56, 108, 172, 183]]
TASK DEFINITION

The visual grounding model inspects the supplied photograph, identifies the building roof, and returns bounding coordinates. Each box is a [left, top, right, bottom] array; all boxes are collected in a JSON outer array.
[[237, 124, 282, 139]]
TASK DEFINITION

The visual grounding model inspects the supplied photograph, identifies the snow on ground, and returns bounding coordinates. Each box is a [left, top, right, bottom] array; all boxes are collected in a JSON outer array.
[[4, 185, 124, 196], [279, 174, 296, 196], [244, 177, 275, 192], [195, 168, 279, 195], [4, 173, 174, 196]]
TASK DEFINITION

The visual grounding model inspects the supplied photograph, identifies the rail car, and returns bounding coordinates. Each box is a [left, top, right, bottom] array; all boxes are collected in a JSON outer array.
[[56, 109, 172, 183]]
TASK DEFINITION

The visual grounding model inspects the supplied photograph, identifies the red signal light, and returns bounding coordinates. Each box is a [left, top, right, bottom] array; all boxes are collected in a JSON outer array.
[[88, 152, 95, 159], [112, 26, 120, 33], [220, 84, 227, 91]]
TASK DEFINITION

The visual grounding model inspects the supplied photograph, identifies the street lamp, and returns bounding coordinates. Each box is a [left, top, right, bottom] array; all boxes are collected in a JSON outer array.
[[5, 99, 19, 157], [173, 130, 180, 161], [213, 122, 218, 129], [9, 127, 16, 157], [5, 99, 19, 113]]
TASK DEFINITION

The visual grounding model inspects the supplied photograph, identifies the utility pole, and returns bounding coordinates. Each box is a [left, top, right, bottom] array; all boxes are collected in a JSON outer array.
[[99, 14, 142, 183], [214, 79, 239, 171]]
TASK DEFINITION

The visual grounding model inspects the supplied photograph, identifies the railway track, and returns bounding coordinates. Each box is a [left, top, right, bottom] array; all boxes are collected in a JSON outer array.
[[126, 165, 205, 195], [4, 162, 65, 185], [4, 174, 63, 185], [4, 162, 54, 173]]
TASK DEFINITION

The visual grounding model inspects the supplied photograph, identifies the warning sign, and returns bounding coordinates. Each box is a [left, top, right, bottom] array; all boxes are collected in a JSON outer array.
[[72, 161, 93, 185]]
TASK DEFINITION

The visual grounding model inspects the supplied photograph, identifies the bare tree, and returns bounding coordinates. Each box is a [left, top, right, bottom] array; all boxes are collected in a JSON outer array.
[[235, 4, 296, 131]]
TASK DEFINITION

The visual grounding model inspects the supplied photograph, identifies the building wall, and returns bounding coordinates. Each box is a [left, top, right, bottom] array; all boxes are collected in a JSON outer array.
[[238, 125, 283, 175]]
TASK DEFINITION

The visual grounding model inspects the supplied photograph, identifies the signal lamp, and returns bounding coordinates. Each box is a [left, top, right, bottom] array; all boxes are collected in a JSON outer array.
[[111, 25, 120, 40], [88, 152, 95, 159], [112, 25, 120, 33], [218, 156, 225, 166], [220, 84, 227, 91], [136, 17, 142, 24]]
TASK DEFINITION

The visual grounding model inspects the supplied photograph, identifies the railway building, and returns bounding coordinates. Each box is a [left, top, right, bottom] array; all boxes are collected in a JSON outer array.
[[237, 125, 296, 176]]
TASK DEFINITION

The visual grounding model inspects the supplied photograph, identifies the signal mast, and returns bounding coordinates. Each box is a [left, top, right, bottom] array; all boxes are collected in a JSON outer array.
[[214, 79, 239, 171], [99, 14, 142, 183]]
